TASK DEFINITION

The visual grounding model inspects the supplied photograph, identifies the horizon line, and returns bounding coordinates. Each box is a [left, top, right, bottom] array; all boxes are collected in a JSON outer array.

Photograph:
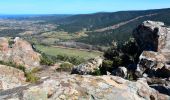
[[0, 7, 169, 15]]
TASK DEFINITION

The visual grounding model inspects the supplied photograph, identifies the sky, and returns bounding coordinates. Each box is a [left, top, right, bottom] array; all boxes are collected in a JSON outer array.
[[0, 0, 170, 14]]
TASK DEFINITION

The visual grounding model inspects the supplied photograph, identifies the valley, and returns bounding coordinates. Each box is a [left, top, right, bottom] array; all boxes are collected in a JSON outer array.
[[0, 8, 170, 100]]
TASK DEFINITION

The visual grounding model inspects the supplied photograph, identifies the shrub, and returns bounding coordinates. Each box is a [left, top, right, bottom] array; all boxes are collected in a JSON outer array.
[[68, 56, 84, 65], [100, 38, 141, 80], [57, 62, 74, 72], [90, 69, 101, 76], [40, 53, 55, 66], [112, 56, 122, 67], [31, 67, 42, 73], [24, 68, 41, 83], [104, 48, 119, 60], [127, 71, 135, 81], [25, 72, 40, 83], [40, 53, 84, 66], [0, 61, 6, 65], [121, 38, 140, 63], [100, 60, 113, 74], [18, 65, 26, 72], [121, 38, 139, 56], [57, 54, 84, 65], [8, 40, 15, 48]]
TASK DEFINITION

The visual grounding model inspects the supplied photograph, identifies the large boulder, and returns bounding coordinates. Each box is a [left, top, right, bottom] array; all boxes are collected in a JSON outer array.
[[0, 64, 26, 90], [133, 20, 168, 52], [133, 21, 170, 78], [71, 57, 103, 75], [1, 74, 169, 100], [0, 37, 40, 70], [136, 51, 170, 78]]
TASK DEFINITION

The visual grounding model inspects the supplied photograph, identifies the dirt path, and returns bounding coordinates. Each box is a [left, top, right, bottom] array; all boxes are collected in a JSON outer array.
[[94, 13, 157, 32]]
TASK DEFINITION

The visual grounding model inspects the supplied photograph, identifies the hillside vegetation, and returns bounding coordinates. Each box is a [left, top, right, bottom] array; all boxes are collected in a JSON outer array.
[[76, 9, 170, 45], [35, 44, 103, 65], [56, 8, 170, 32], [1, 8, 170, 47]]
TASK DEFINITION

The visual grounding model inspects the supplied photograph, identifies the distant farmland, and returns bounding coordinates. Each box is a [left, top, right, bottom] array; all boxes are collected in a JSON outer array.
[[35, 44, 103, 60]]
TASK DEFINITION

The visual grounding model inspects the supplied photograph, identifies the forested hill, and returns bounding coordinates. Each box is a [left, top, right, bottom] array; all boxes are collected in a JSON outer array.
[[57, 8, 170, 46], [56, 8, 170, 33]]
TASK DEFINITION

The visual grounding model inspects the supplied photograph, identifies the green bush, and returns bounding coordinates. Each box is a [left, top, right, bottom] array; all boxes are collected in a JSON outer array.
[[40, 53, 55, 66], [25, 72, 40, 83], [8, 40, 15, 47], [112, 56, 122, 67], [57, 55, 84, 65], [121, 38, 140, 63], [40, 53, 84, 66], [127, 71, 135, 81], [25, 68, 41, 83], [101, 38, 141, 79], [57, 62, 74, 72], [18, 65, 26, 72], [100, 60, 113, 74], [104, 48, 120, 60], [90, 69, 101, 76]]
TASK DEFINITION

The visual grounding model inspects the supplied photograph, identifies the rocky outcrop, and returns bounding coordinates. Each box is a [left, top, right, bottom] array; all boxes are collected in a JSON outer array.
[[133, 21, 170, 78], [133, 20, 168, 52], [133, 21, 170, 97], [0, 37, 40, 70], [135, 51, 169, 78], [1, 74, 169, 100], [72, 57, 103, 75], [0, 64, 26, 90]]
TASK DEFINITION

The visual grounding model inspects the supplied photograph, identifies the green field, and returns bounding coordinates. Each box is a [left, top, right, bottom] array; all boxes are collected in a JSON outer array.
[[35, 45, 103, 60]]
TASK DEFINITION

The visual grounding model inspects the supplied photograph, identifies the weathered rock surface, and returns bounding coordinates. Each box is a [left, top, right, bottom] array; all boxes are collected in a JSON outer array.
[[161, 27, 170, 60], [136, 51, 169, 78], [72, 57, 103, 75], [0, 37, 40, 70], [133, 21, 170, 97], [0, 74, 169, 100], [133, 20, 168, 52], [133, 21, 170, 77], [0, 64, 26, 90]]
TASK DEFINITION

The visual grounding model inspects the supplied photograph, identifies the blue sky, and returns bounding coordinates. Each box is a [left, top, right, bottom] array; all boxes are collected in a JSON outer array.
[[0, 0, 170, 14]]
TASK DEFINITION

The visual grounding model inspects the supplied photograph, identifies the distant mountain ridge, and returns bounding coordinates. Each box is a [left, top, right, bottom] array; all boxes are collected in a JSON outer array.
[[62, 8, 170, 46], [55, 8, 170, 33], [94, 13, 158, 32], [30, 8, 170, 46]]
